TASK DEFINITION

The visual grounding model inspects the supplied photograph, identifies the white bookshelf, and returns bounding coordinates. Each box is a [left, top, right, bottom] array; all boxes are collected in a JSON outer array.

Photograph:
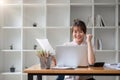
[[0, 0, 120, 80]]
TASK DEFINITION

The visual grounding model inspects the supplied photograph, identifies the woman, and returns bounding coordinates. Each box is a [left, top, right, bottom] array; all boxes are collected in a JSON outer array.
[[56, 19, 95, 80]]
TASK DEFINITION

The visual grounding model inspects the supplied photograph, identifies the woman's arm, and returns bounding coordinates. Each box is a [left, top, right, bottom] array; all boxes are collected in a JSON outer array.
[[86, 34, 95, 65]]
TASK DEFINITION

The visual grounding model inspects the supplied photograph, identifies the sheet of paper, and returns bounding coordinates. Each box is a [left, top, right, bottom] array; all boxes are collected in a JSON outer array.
[[36, 38, 55, 55], [104, 63, 120, 70]]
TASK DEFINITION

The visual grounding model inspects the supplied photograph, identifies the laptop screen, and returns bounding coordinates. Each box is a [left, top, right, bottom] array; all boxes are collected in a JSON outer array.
[[55, 45, 88, 68]]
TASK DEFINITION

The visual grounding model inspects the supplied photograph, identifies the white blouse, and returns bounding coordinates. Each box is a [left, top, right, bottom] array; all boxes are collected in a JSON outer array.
[[63, 39, 87, 46]]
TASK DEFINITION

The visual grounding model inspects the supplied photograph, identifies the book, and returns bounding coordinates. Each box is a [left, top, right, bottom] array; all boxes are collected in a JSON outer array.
[[98, 39, 102, 50], [96, 14, 105, 27], [95, 38, 102, 50], [87, 16, 93, 27], [96, 15, 101, 27], [101, 17, 105, 27]]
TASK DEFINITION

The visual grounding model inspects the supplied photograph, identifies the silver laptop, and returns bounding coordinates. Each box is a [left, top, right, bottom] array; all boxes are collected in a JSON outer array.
[[55, 45, 88, 68]]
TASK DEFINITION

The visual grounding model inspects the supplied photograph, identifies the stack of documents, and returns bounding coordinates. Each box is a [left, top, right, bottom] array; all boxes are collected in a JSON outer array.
[[36, 39, 55, 55], [104, 63, 120, 70]]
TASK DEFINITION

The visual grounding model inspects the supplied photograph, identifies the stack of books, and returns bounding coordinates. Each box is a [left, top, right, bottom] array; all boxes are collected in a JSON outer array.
[[95, 14, 105, 27], [95, 37, 102, 50]]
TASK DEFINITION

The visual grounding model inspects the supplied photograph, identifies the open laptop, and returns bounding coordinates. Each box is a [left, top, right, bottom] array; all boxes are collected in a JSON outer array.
[[54, 45, 88, 69]]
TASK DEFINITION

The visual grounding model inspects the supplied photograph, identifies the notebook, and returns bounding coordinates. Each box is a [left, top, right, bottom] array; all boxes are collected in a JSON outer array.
[[53, 45, 88, 69]]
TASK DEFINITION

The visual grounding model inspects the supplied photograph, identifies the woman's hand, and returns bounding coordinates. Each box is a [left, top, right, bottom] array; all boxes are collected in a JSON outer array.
[[86, 34, 93, 43], [51, 56, 57, 67]]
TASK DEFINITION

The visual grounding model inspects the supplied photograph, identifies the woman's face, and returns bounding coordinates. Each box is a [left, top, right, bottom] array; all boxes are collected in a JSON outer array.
[[72, 26, 85, 44]]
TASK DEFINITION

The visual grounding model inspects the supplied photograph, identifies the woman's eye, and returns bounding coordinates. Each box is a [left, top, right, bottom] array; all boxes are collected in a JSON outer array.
[[73, 30, 83, 33], [79, 31, 82, 33], [74, 31, 77, 33]]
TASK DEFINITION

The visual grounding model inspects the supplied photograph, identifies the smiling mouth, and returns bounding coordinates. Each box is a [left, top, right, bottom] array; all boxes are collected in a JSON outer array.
[[76, 37, 82, 39]]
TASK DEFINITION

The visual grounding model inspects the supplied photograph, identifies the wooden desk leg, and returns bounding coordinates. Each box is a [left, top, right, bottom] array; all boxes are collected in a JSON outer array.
[[37, 75, 42, 80], [28, 74, 33, 80]]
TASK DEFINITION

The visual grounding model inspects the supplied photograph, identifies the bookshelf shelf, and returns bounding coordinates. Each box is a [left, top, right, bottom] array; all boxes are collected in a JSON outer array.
[[23, 0, 45, 4], [3, 4, 22, 6], [94, 3, 116, 6], [23, 27, 45, 29], [70, 3, 93, 6], [94, 0, 116, 3], [47, 3, 69, 6], [23, 3, 43, 5], [46, 26, 70, 28], [1, 50, 21, 52], [2, 27, 21, 29], [70, 0, 92, 3], [22, 50, 38, 52], [94, 26, 116, 29], [1, 72, 22, 75]]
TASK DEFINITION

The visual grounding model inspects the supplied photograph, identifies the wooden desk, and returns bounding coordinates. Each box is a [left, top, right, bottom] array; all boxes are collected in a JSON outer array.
[[24, 64, 120, 80]]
